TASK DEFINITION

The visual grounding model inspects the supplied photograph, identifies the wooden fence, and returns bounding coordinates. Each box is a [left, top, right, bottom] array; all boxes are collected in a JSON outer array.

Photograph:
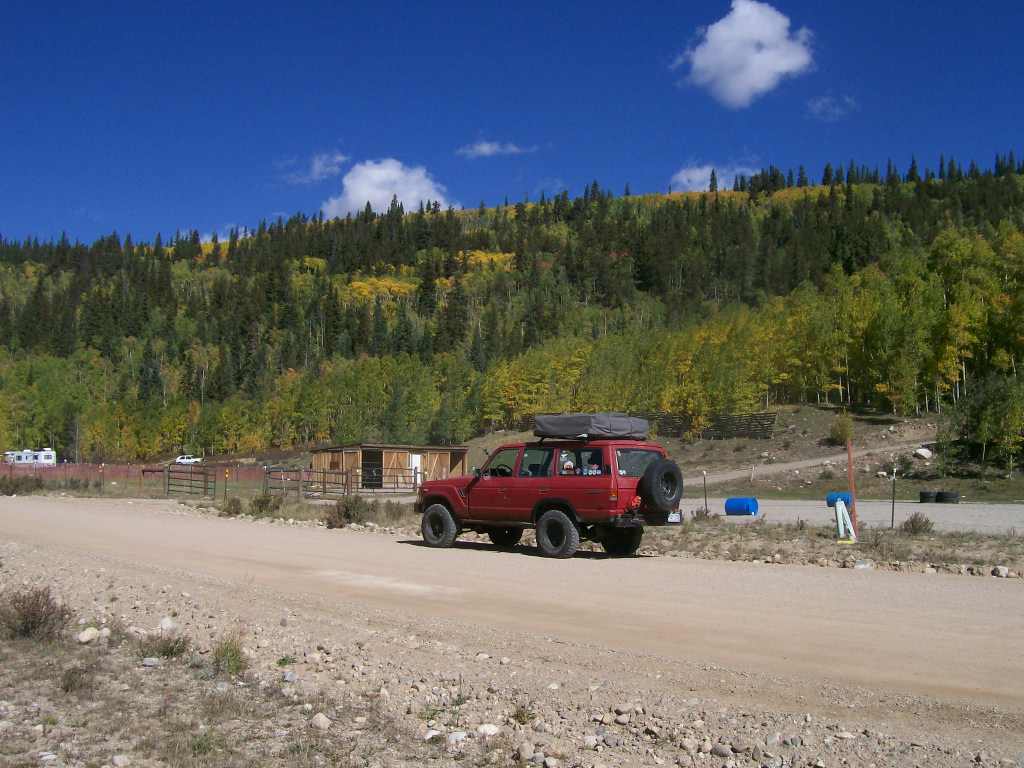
[[263, 466, 421, 500]]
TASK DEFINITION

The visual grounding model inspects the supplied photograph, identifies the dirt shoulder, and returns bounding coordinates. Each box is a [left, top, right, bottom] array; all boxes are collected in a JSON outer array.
[[1, 496, 1023, 768]]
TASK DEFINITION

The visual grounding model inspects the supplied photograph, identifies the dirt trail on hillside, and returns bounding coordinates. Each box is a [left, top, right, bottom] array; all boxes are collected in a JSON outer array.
[[2, 496, 1021, 719], [688, 438, 929, 488]]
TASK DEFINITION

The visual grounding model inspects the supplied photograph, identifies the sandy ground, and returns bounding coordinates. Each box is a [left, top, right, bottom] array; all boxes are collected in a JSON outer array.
[[2, 496, 1023, 764], [698, 497, 1024, 534]]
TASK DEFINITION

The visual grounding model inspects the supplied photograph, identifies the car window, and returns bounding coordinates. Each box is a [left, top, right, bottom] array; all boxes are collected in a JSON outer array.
[[518, 448, 554, 477], [557, 447, 605, 476], [615, 448, 661, 477], [483, 448, 519, 478]]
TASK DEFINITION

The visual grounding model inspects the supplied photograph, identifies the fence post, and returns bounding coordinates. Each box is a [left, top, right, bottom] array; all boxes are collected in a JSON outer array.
[[164, 465, 169, 497], [298, 470, 304, 500]]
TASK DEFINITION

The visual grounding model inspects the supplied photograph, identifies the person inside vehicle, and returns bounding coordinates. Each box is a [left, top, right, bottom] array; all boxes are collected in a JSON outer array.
[[561, 459, 575, 475]]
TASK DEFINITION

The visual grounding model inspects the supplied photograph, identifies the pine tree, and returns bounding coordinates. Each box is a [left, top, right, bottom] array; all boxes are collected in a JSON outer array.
[[709, 169, 718, 193], [797, 166, 808, 187], [822, 163, 834, 186]]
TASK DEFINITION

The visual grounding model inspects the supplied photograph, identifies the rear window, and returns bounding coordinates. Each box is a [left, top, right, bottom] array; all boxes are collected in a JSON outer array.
[[615, 449, 661, 477]]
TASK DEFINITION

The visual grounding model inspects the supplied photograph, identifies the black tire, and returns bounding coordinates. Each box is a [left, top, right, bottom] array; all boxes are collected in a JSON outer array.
[[487, 527, 523, 549], [602, 527, 643, 557], [421, 503, 458, 548], [535, 509, 580, 558], [936, 491, 960, 504], [638, 458, 684, 513], [919, 491, 937, 503]]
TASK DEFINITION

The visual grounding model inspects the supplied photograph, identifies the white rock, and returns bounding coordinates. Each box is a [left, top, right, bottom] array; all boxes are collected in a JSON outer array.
[[992, 566, 1009, 578], [424, 729, 442, 741], [477, 723, 500, 737], [446, 730, 468, 746], [914, 447, 933, 460], [310, 712, 331, 731], [77, 627, 100, 644], [112, 755, 131, 767], [158, 617, 178, 637]]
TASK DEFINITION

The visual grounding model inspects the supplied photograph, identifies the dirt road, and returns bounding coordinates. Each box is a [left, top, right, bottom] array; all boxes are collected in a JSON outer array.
[[2, 496, 1021, 716], [687, 438, 928, 488], [702, 497, 1024, 533]]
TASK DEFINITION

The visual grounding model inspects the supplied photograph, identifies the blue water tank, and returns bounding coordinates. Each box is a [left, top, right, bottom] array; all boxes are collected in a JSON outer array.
[[724, 497, 759, 516], [826, 491, 852, 508]]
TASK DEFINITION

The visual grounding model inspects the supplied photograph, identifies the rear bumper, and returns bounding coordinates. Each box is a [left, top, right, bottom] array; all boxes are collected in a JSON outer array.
[[607, 510, 682, 527]]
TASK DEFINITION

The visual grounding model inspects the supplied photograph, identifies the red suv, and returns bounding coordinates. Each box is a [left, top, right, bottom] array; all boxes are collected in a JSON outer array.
[[415, 414, 684, 558]]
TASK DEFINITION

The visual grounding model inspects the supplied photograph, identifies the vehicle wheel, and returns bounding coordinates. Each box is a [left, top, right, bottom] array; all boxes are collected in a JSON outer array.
[[602, 527, 643, 557], [638, 459, 684, 513], [487, 527, 523, 549], [535, 509, 580, 558], [421, 504, 458, 548]]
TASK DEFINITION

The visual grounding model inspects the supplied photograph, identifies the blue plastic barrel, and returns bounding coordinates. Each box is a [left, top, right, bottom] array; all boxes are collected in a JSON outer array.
[[826, 492, 852, 508], [724, 497, 759, 516]]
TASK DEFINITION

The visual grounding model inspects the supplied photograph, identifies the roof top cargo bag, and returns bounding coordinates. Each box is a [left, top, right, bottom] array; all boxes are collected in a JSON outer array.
[[533, 413, 649, 440]]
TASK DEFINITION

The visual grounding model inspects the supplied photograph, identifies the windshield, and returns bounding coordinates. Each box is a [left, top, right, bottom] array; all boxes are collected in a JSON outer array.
[[615, 448, 661, 477]]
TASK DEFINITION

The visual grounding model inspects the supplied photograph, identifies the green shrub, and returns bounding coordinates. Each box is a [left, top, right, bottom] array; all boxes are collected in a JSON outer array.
[[828, 413, 854, 446], [901, 511, 935, 535], [897, 454, 914, 475], [249, 494, 283, 518], [220, 497, 243, 517], [60, 664, 96, 694], [819, 468, 836, 480], [138, 634, 192, 659], [212, 634, 247, 676], [323, 496, 370, 528], [0, 476, 44, 496], [0, 586, 72, 641]]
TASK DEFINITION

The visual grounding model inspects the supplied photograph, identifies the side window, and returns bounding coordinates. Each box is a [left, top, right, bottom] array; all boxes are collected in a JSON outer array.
[[519, 448, 553, 477], [484, 448, 519, 478], [557, 448, 605, 476]]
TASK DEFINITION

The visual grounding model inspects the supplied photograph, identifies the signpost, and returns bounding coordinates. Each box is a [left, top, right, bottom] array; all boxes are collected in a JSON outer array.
[[845, 439, 859, 536]]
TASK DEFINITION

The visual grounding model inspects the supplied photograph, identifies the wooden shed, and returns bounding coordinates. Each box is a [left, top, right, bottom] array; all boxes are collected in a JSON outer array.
[[310, 443, 468, 490]]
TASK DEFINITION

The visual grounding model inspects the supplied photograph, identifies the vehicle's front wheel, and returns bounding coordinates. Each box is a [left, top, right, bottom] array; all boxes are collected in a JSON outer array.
[[535, 509, 580, 558], [421, 504, 458, 548], [602, 527, 643, 557], [487, 527, 523, 549]]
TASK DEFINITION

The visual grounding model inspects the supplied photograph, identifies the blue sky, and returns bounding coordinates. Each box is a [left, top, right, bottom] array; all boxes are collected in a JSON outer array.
[[2, 0, 1022, 243]]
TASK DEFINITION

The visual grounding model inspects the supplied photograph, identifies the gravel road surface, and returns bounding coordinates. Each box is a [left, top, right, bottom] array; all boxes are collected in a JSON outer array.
[[698, 497, 1024, 534]]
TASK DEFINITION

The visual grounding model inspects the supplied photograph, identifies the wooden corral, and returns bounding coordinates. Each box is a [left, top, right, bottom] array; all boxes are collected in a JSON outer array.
[[310, 443, 468, 490]]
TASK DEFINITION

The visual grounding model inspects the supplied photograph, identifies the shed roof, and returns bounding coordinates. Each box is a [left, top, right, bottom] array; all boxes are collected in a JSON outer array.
[[311, 443, 468, 454]]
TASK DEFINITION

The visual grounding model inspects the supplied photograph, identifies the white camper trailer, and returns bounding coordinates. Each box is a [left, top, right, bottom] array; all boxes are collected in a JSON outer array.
[[3, 448, 57, 467]]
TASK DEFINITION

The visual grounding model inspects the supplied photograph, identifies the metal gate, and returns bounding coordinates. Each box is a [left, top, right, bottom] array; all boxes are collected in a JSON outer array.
[[165, 465, 216, 497]]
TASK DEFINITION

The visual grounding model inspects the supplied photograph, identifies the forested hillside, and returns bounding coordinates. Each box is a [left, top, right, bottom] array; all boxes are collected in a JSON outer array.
[[2, 154, 1023, 464]]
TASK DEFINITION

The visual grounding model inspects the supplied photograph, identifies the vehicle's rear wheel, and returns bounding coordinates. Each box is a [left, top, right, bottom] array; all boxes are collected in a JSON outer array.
[[602, 527, 643, 557], [487, 527, 523, 549], [421, 504, 458, 548], [535, 509, 580, 558]]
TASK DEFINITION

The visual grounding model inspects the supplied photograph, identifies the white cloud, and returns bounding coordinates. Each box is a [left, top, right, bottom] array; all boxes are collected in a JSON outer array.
[[807, 94, 858, 122], [286, 151, 349, 184], [675, 0, 813, 109], [456, 140, 537, 159], [670, 163, 758, 192], [321, 158, 453, 218]]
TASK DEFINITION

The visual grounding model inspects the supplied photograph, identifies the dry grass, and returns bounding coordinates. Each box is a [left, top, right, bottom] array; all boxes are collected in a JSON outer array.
[[0, 586, 72, 641]]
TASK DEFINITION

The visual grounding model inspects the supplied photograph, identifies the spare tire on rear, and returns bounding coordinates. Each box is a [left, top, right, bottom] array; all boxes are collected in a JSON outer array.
[[638, 458, 684, 513]]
